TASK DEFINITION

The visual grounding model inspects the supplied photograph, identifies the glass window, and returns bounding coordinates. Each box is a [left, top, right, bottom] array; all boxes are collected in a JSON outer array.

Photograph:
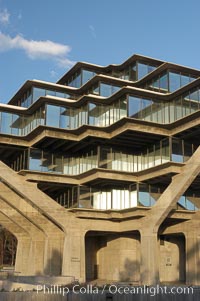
[[128, 96, 141, 118], [161, 138, 170, 163], [55, 91, 65, 99], [32, 87, 46, 103], [92, 83, 99, 95], [53, 155, 62, 174], [46, 90, 56, 97], [137, 63, 149, 79], [138, 184, 150, 206], [169, 101, 175, 123], [46, 105, 60, 128], [169, 72, 181, 92], [182, 93, 191, 117], [148, 65, 156, 73], [70, 108, 79, 129], [82, 70, 95, 85], [141, 98, 152, 120], [175, 97, 182, 120], [68, 71, 81, 88], [129, 64, 137, 81], [11, 114, 20, 135], [190, 89, 199, 102], [172, 138, 183, 163], [112, 85, 120, 94], [1, 112, 12, 134], [29, 149, 42, 171], [130, 184, 138, 207], [181, 74, 190, 87], [89, 103, 98, 126], [100, 83, 112, 97], [119, 98, 127, 119], [75, 72, 81, 87], [184, 141, 192, 162], [79, 186, 91, 208], [100, 83, 120, 97], [60, 107, 70, 129], [151, 78, 159, 90], [159, 73, 168, 92], [99, 147, 111, 168], [123, 68, 130, 80], [112, 101, 119, 123], [41, 152, 53, 172], [137, 62, 156, 80]]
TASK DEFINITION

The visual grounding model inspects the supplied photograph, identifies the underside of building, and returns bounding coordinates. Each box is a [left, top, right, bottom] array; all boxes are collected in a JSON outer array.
[[0, 54, 200, 285]]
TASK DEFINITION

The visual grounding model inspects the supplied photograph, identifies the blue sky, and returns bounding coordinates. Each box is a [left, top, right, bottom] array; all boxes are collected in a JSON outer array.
[[0, 0, 200, 103]]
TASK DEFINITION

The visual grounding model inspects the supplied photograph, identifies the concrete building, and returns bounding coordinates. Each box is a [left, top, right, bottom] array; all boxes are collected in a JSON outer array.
[[0, 54, 200, 285]]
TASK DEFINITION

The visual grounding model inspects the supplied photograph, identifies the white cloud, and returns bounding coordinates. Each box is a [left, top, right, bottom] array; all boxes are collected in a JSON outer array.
[[0, 32, 74, 68], [56, 57, 75, 68], [0, 9, 10, 25]]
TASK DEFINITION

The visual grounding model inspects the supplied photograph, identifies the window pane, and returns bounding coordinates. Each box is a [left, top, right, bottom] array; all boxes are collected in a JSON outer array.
[[46, 105, 60, 127], [1, 112, 12, 134], [169, 72, 180, 92], [161, 138, 170, 163], [119, 98, 127, 118], [56, 91, 65, 98], [29, 149, 42, 171], [100, 83, 112, 97], [181, 74, 190, 87], [138, 184, 150, 206], [141, 98, 152, 120], [129, 64, 137, 81], [128, 96, 141, 118], [159, 73, 168, 92], [60, 107, 70, 129], [46, 90, 56, 97], [32, 87, 45, 103], [82, 70, 95, 85], [172, 138, 183, 163], [137, 63, 148, 79], [89, 103, 98, 125]]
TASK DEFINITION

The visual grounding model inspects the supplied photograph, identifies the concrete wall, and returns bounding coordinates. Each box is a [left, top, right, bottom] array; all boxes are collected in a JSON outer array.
[[85, 233, 140, 282], [160, 235, 185, 283]]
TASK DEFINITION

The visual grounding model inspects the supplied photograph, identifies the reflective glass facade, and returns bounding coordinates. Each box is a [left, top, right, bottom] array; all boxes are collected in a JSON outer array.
[[53, 183, 198, 211], [18, 86, 75, 108], [146, 71, 197, 93], [2, 85, 200, 136], [3, 55, 200, 214], [110, 61, 157, 81], [66, 69, 96, 88], [87, 82, 121, 97], [10, 138, 195, 175]]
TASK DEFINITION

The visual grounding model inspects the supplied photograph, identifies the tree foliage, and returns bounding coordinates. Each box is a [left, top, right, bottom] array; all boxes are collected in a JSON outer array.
[[0, 226, 17, 266]]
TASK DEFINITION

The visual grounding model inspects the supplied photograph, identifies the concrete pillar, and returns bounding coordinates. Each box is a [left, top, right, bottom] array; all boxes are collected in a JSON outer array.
[[43, 237, 64, 276], [185, 232, 200, 285], [140, 231, 160, 285], [62, 231, 86, 282], [15, 238, 47, 275], [15, 238, 32, 275]]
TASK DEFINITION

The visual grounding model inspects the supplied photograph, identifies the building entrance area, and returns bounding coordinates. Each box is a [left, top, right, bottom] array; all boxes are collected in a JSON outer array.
[[85, 231, 140, 282], [160, 234, 186, 283]]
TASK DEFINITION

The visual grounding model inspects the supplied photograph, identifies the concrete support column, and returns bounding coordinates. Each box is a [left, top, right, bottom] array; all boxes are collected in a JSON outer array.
[[185, 232, 200, 285], [15, 238, 32, 275], [15, 238, 47, 275], [62, 231, 86, 283], [43, 237, 64, 276], [140, 231, 160, 285]]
